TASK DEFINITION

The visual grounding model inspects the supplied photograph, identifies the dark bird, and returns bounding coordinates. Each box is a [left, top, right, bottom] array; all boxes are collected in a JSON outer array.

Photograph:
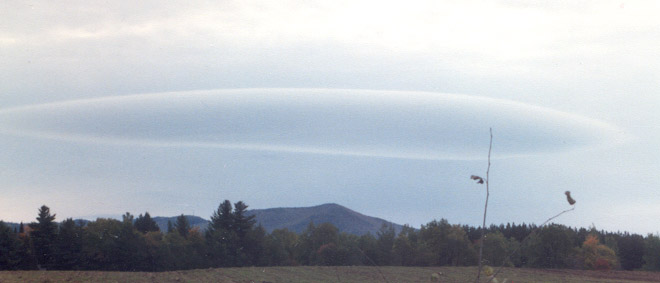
[[565, 191, 576, 205], [471, 175, 484, 184]]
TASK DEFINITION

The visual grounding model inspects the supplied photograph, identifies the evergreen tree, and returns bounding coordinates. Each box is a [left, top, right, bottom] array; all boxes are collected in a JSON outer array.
[[118, 214, 148, 271], [206, 200, 237, 267], [617, 232, 645, 270], [233, 201, 256, 241], [174, 214, 190, 239], [167, 220, 174, 234], [233, 201, 259, 265], [208, 200, 234, 233], [122, 212, 134, 224], [0, 221, 23, 270], [643, 234, 660, 271], [54, 218, 83, 270], [203, 200, 264, 267], [134, 212, 160, 234], [29, 205, 57, 269]]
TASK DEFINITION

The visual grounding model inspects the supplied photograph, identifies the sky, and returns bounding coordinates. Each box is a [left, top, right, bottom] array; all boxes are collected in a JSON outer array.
[[1, 1, 659, 234]]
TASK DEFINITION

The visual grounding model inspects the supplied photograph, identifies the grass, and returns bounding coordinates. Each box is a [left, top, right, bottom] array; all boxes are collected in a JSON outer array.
[[2, 266, 660, 283]]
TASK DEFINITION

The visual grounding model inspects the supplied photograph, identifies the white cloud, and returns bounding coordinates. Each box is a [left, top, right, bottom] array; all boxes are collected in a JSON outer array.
[[5, 1, 658, 72], [2, 0, 658, 110]]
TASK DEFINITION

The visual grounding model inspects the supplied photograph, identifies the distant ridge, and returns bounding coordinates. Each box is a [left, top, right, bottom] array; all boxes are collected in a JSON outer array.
[[246, 203, 404, 235], [2, 204, 405, 236], [152, 215, 209, 233]]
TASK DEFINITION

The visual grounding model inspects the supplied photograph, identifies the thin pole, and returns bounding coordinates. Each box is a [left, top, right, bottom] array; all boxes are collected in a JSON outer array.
[[476, 128, 493, 282]]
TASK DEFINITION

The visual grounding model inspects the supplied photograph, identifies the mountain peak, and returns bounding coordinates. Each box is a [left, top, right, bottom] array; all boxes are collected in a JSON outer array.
[[113, 204, 405, 236], [247, 203, 403, 235]]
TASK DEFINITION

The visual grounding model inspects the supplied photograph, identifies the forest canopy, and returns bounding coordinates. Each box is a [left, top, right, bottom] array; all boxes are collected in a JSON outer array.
[[0, 202, 655, 272]]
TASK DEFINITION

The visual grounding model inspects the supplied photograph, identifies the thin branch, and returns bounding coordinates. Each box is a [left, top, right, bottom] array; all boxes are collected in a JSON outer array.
[[538, 206, 576, 228], [476, 128, 493, 282]]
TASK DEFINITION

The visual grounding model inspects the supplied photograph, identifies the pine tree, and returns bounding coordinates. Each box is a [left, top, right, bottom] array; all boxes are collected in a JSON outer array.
[[174, 214, 190, 239], [54, 218, 83, 270], [0, 221, 23, 270], [206, 200, 237, 267], [122, 212, 134, 224], [29, 205, 57, 269], [134, 212, 160, 233], [167, 220, 174, 234], [233, 201, 258, 266], [233, 201, 256, 241], [208, 200, 234, 233]]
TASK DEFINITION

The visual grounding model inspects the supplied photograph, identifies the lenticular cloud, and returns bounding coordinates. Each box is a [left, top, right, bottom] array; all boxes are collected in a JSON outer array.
[[0, 89, 623, 160]]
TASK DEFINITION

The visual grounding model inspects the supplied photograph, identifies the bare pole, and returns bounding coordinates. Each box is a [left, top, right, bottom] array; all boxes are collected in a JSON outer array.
[[476, 128, 493, 282]]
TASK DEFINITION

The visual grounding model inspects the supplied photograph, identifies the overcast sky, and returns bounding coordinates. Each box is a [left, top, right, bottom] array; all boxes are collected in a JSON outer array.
[[1, 1, 658, 234]]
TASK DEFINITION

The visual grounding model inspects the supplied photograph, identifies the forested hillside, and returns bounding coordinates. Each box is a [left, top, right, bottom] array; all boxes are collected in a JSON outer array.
[[246, 203, 404, 235], [148, 203, 404, 236], [0, 202, 657, 272]]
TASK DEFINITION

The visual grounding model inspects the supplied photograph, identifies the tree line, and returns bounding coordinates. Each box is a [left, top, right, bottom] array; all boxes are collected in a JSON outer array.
[[1, 201, 658, 271]]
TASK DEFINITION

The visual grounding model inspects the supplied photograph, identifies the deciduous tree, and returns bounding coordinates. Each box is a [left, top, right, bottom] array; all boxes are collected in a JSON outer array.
[[523, 224, 575, 268], [578, 235, 618, 270]]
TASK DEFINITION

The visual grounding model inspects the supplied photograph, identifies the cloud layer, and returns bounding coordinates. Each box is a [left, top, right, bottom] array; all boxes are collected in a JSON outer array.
[[1, 1, 658, 234], [0, 88, 623, 160]]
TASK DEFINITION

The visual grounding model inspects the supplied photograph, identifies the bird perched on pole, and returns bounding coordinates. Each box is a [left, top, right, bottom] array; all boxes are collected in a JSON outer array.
[[470, 175, 484, 184], [565, 191, 576, 205]]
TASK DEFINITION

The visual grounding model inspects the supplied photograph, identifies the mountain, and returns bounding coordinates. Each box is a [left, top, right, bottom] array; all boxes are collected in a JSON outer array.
[[246, 203, 404, 235], [3, 222, 21, 232], [2, 204, 405, 236], [150, 203, 404, 235], [152, 215, 209, 233]]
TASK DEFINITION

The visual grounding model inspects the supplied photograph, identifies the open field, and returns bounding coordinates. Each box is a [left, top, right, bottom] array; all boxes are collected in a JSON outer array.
[[2, 266, 660, 283]]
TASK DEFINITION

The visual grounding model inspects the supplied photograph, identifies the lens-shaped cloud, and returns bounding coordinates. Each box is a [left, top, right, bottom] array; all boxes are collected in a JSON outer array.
[[0, 89, 625, 160]]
